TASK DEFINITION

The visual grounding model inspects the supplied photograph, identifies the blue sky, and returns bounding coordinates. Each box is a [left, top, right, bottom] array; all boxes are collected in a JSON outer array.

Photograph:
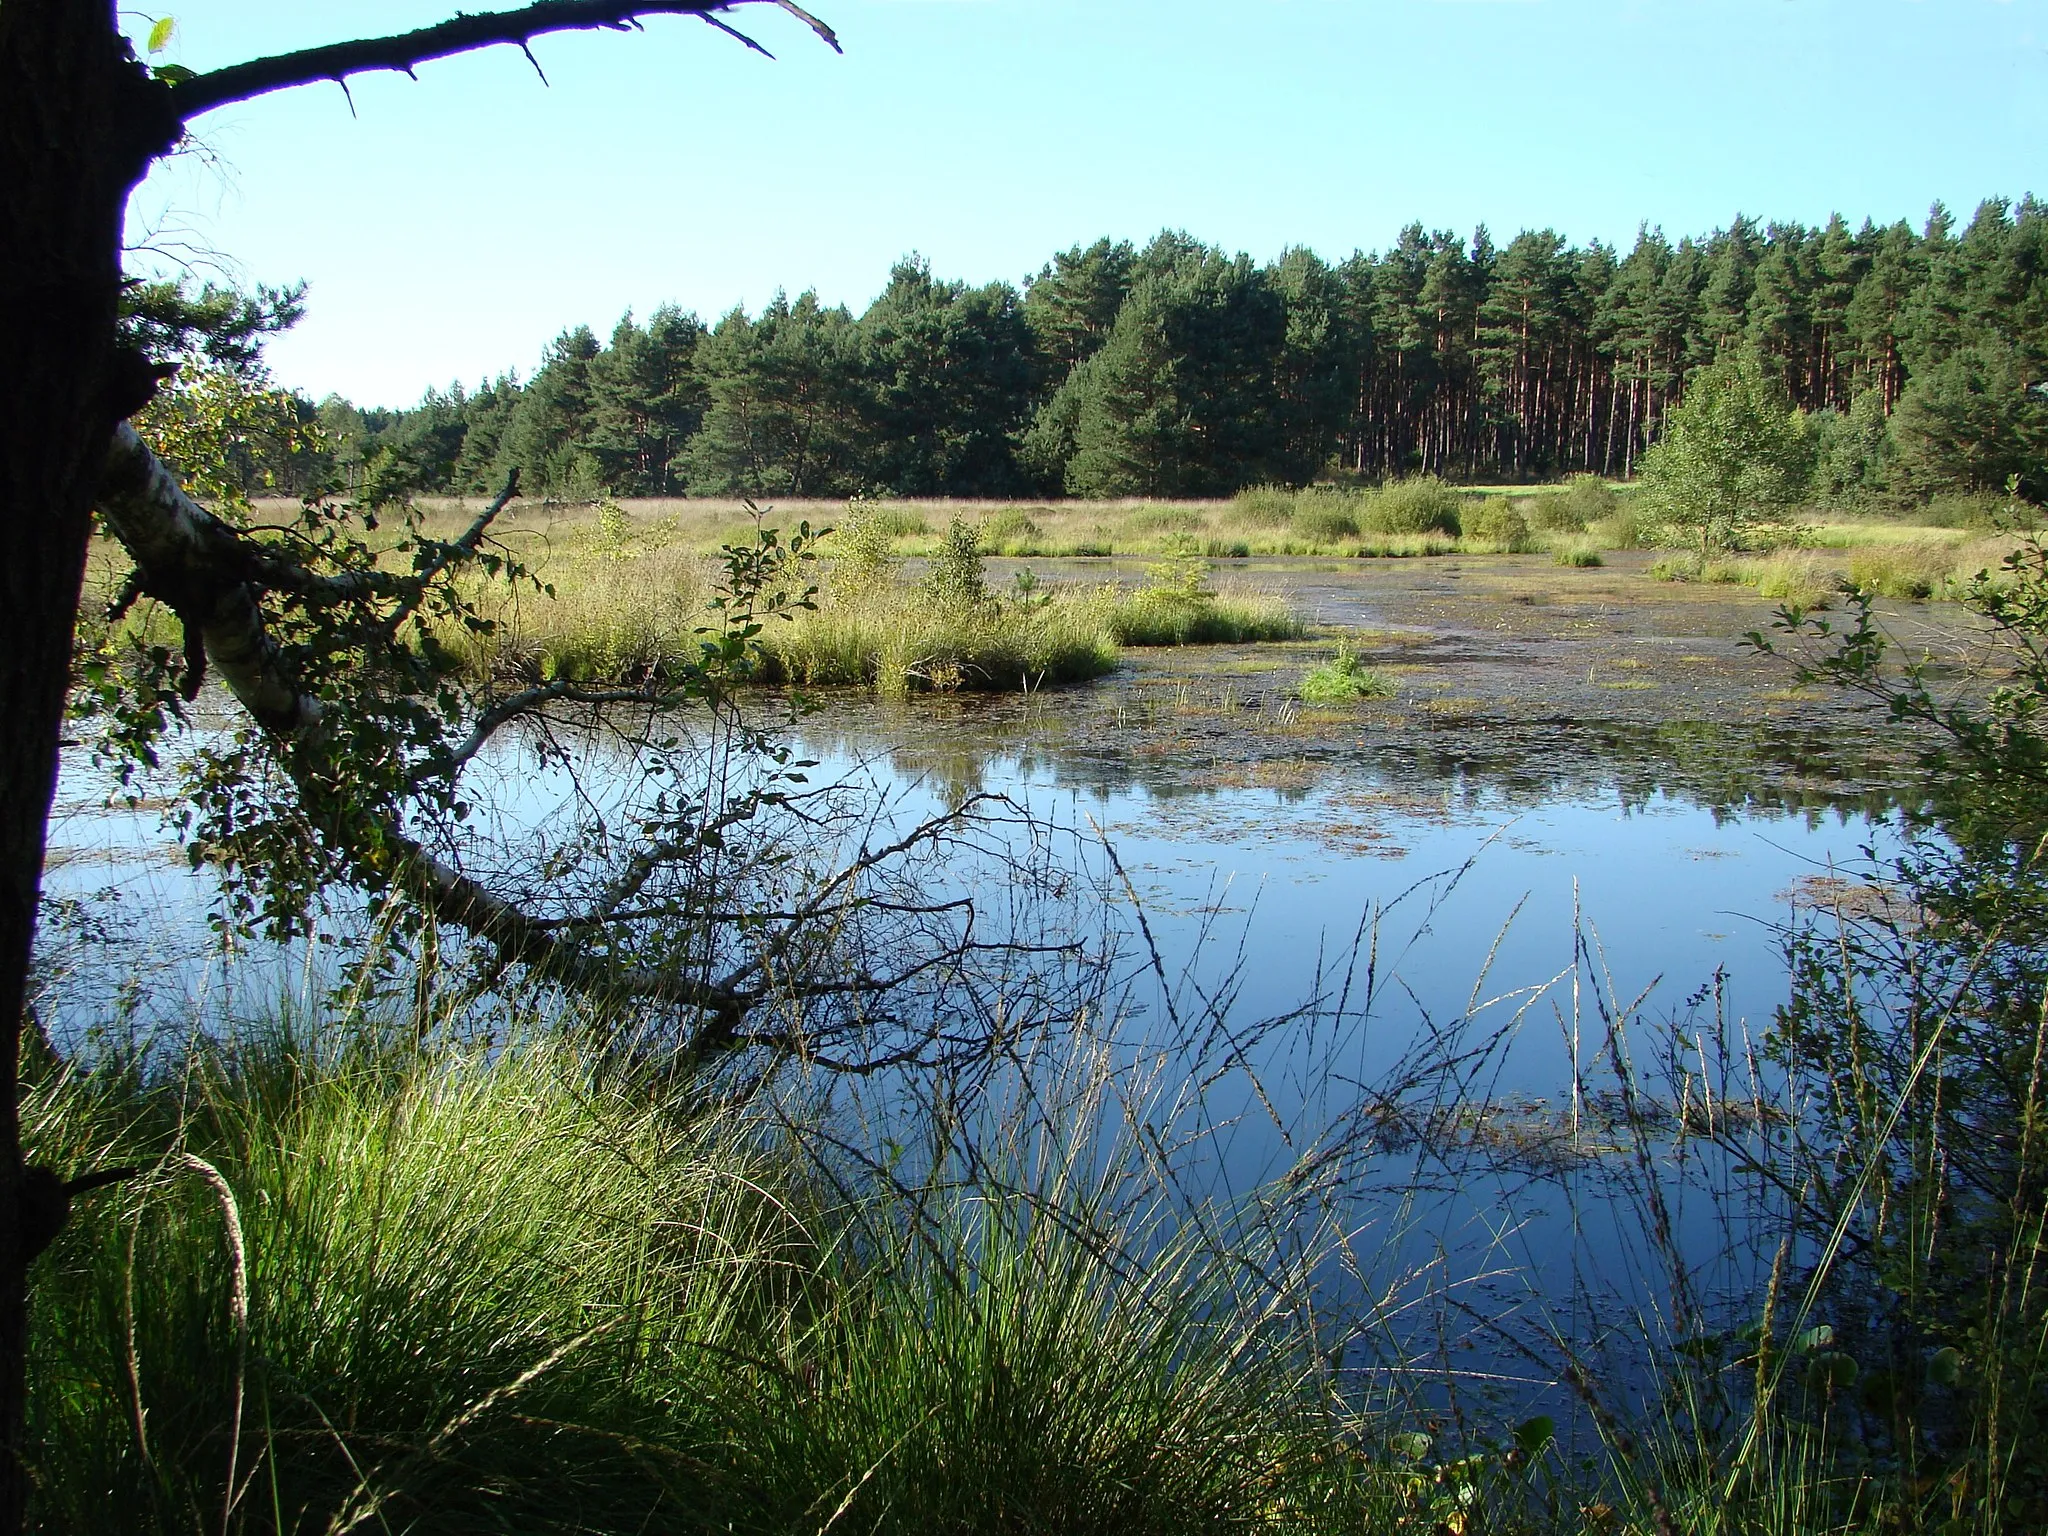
[[126, 0, 2048, 408]]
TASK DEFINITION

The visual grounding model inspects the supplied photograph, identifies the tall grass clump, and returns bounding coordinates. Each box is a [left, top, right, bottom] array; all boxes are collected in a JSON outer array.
[[25, 1027, 813, 1534], [765, 590, 1118, 695], [1845, 538, 1967, 600], [1298, 639, 1395, 702], [1460, 500, 1532, 551], [1094, 536, 1304, 645], [1227, 483, 1300, 529], [23, 1014, 1391, 1535], [714, 1057, 1363, 1533], [443, 529, 713, 683], [1746, 550, 1841, 608], [773, 514, 1115, 694], [1362, 476, 1463, 537]]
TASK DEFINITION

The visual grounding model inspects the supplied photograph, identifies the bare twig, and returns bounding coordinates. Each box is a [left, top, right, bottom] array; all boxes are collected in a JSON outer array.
[[171, 1, 840, 120]]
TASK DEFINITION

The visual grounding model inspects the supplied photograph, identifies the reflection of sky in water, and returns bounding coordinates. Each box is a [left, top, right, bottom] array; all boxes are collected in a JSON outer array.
[[40, 713, 1898, 1425]]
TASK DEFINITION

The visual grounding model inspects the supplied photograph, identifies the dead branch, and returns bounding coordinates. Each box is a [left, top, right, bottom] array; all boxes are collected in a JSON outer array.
[[170, 0, 840, 121]]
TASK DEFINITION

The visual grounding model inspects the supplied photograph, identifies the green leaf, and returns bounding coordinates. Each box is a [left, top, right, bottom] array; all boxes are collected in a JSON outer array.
[[1795, 1324, 1835, 1354], [1806, 1351, 1859, 1392], [1513, 1416, 1555, 1458], [1390, 1431, 1432, 1462], [147, 16, 177, 54], [1928, 1346, 1965, 1387]]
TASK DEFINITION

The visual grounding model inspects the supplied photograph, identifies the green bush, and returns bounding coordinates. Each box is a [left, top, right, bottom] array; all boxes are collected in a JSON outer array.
[[1553, 543, 1604, 568], [1226, 484, 1298, 528], [1526, 473, 1620, 533], [1590, 501, 1645, 550], [918, 514, 990, 607], [1298, 639, 1395, 702], [829, 494, 900, 597], [1362, 476, 1462, 536], [981, 507, 1044, 553], [1460, 501, 1531, 550], [1917, 491, 2014, 531], [1293, 504, 1360, 543]]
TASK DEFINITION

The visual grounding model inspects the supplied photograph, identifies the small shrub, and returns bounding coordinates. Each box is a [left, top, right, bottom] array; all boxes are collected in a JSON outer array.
[[918, 514, 989, 608], [981, 507, 1044, 553], [1553, 543, 1604, 568], [1589, 501, 1644, 550], [1293, 504, 1360, 543], [593, 496, 634, 557], [1914, 491, 2006, 531], [1204, 538, 1251, 559], [1227, 485, 1298, 528], [1460, 501, 1531, 550], [830, 494, 900, 597], [1363, 476, 1462, 536], [1283, 487, 1358, 543], [1298, 640, 1395, 702], [1551, 473, 1618, 532], [1142, 534, 1212, 603]]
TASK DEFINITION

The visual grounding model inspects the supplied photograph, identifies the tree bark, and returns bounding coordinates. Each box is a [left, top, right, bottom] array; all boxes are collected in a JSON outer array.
[[0, 4, 178, 1525]]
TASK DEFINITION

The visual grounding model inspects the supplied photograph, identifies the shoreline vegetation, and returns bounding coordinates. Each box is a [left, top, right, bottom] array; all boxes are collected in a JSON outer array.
[[95, 475, 2009, 703]]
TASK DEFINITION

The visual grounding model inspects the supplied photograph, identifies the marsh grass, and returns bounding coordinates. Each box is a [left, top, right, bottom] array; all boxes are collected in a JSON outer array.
[[23, 1012, 1399, 1535], [1299, 640, 1397, 703], [365, 508, 1307, 696], [761, 522, 1301, 696], [1643, 531, 2016, 609], [760, 589, 1121, 696]]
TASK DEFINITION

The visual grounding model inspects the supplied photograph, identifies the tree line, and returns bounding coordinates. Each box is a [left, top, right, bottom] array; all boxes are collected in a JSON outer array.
[[298, 200, 2048, 503]]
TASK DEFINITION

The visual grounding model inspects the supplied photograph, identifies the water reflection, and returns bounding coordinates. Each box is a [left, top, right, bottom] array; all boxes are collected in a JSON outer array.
[[787, 690, 1915, 828]]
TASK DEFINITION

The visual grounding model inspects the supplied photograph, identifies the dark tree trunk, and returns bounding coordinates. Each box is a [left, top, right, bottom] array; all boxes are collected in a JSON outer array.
[[0, 4, 174, 1527]]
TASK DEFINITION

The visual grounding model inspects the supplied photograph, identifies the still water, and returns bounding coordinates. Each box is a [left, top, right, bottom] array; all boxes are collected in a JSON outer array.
[[39, 690, 1912, 1419]]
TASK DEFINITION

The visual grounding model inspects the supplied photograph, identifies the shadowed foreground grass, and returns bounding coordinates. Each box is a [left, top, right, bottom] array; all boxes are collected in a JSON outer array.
[[24, 1024, 1379, 1534], [27, 925, 2035, 1536]]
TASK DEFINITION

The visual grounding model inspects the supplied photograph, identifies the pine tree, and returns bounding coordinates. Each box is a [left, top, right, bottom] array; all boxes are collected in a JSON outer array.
[[498, 325, 602, 498], [682, 292, 864, 497], [859, 256, 1037, 495], [1021, 237, 1134, 381], [1066, 241, 1287, 496]]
